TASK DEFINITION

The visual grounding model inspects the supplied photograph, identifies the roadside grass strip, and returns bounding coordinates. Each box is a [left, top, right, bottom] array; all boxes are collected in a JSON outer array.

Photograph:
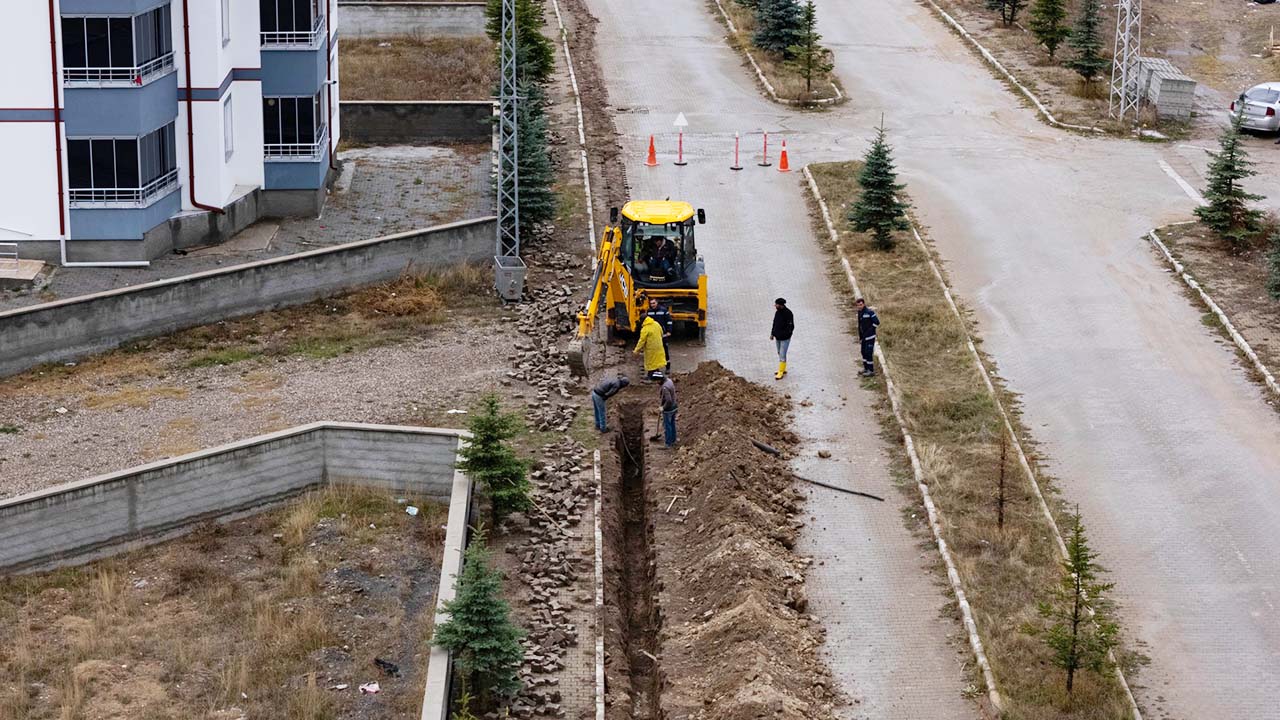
[[707, 0, 844, 106], [804, 162, 1138, 720]]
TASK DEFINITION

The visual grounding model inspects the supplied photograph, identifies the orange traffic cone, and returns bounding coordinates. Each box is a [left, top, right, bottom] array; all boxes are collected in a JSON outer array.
[[778, 140, 791, 173], [645, 135, 658, 167]]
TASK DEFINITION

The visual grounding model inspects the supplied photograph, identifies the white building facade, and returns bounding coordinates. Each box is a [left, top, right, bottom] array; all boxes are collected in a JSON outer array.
[[1, 0, 340, 264]]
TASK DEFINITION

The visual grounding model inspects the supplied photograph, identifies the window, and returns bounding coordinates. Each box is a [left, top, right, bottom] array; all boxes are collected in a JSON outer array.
[[262, 91, 326, 157], [221, 0, 232, 44], [62, 7, 172, 82], [223, 97, 235, 160], [259, 0, 323, 44], [68, 123, 177, 203]]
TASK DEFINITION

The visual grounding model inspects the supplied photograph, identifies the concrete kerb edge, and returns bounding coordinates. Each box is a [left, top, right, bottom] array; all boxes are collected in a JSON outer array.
[[1147, 228, 1280, 399], [420, 435, 474, 720], [591, 449, 605, 720], [918, 0, 1102, 134], [899, 208, 1144, 718], [801, 166, 1003, 713], [550, 0, 599, 252], [709, 0, 842, 108]]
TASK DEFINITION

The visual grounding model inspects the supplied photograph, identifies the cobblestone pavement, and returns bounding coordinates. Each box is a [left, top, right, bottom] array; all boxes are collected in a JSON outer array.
[[588, 0, 981, 716], [0, 144, 491, 312]]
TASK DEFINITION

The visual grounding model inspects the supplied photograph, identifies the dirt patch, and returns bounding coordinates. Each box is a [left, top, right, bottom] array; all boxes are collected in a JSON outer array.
[[340, 37, 496, 101], [1157, 222, 1280, 384], [600, 362, 838, 720], [0, 486, 448, 720]]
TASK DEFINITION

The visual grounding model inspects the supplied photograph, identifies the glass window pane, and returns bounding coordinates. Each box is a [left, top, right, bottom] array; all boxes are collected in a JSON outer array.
[[164, 124, 176, 172], [293, 0, 310, 32], [281, 98, 299, 144], [115, 139, 139, 188], [67, 140, 92, 188], [260, 0, 277, 33], [85, 18, 110, 68], [62, 18, 86, 67], [90, 139, 114, 189], [159, 6, 173, 54], [263, 99, 282, 144], [108, 17, 133, 67], [297, 100, 314, 143]]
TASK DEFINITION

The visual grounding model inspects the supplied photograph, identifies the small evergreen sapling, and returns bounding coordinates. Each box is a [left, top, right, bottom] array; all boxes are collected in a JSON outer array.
[[754, 0, 805, 57], [785, 1, 832, 94], [433, 531, 526, 703], [1065, 0, 1107, 83], [848, 123, 910, 251], [486, 0, 555, 84], [1029, 0, 1069, 60], [456, 394, 532, 526], [515, 82, 558, 238], [1038, 509, 1119, 696], [1195, 112, 1265, 251]]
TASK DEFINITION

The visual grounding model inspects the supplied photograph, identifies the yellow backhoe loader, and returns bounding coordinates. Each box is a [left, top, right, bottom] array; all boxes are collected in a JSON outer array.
[[566, 200, 708, 376]]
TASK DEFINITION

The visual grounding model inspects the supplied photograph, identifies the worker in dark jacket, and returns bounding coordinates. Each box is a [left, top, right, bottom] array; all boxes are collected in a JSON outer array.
[[770, 297, 794, 380], [590, 375, 629, 432], [658, 373, 677, 447], [855, 298, 880, 377], [647, 297, 674, 374]]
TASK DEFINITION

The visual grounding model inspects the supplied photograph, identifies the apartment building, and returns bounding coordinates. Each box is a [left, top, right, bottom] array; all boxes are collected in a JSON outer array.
[[1, 0, 340, 264]]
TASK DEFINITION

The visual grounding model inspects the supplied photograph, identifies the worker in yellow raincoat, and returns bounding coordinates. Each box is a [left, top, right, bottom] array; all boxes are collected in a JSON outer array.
[[633, 315, 668, 381]]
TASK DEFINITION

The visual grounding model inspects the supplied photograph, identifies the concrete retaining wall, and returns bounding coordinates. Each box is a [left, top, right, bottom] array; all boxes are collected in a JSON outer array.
[[341, 101, 494, 145], [338, 1, 486, 38], [0, 216, 496, 378], [0, 423, 467, 573]]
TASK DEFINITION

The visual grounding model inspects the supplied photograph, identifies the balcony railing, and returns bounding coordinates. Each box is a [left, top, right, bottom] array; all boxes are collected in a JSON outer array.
[[63, 52, 175, 86], [68, 168, 179, 206], [260, 15, 325, 48], [264, 125, 328, 161]]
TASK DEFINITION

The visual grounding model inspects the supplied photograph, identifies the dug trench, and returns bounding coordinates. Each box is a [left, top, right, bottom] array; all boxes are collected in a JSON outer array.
[[600, 362, 840, 720]]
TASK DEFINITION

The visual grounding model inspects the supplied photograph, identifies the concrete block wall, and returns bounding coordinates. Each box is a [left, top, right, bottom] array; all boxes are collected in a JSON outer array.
[[340, 101, 495, 145], [0, 423, 466, 573], [337, 2, 487, 39], [0, 217, 496, 378]]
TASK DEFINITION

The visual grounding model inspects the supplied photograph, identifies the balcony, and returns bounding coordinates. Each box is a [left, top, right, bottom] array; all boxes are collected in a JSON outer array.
[[63, 52, 175, 87], [261, 15, 325, 49], [69, 168, 180, 208], [264, 125, 328, 162]]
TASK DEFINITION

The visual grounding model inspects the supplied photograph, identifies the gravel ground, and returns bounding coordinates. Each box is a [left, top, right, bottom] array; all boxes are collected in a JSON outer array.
[[0, 144, 493, 312], [0, 313, 520, 499]]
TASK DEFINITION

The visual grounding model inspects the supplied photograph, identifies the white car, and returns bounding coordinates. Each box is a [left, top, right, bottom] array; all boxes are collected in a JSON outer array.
[[1231, 82, 1280, 132]]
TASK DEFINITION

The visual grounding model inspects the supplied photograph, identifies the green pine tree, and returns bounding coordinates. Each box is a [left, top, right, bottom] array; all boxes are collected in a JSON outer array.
[[785, 1, 833, 95], [515, 82, 558, 238], [754, 0, 805, 57], [456, 394, 532, 526], [433, 531, 526, 703], [985, 0, 1026, 26], [1065, 0, 1107, 83], [1038, 510, 1119, 696], [1195, 112, 1266, 251], [848, 124, 910, 251], [1267, 231, 1280, 300], [1029, 0, 1069, 59], [486, 0, 555, 84]]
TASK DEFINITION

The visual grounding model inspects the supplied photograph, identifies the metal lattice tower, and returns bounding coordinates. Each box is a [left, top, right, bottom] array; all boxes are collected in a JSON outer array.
[[1109, 0, 1143, 121], [496, 0, 520, 257]]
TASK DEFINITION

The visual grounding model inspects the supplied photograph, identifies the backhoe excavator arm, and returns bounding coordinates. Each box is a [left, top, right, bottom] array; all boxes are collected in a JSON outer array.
[[567, 226, 624, 376]]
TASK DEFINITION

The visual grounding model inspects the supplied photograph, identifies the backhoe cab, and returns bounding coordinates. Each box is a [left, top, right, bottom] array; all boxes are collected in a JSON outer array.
[[566, 200, 708, 376]]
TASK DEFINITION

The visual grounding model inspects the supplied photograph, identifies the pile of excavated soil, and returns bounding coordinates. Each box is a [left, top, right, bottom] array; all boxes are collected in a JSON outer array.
[[612, 361, 839, 720]]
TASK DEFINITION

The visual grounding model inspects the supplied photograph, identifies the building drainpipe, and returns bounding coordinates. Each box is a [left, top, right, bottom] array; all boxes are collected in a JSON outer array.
[[325, 0, 337, 172], [49, 0, 150, 268], [181, 0, 223, 215]]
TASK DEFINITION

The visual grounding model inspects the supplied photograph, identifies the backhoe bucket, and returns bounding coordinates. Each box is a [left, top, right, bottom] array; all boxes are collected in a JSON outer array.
[[567, 336, 591, 377]]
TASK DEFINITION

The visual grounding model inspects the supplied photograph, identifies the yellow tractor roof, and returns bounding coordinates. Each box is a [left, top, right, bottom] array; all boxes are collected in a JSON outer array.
[[621, 200, 695, 224]]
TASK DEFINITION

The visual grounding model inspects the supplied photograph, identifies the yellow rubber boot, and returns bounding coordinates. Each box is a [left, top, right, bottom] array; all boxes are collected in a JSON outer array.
[[775, 361, 787, 380]]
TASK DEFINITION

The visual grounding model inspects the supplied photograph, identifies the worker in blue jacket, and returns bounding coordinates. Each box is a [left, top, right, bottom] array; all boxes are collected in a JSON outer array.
[[855, 298, 880, 377]]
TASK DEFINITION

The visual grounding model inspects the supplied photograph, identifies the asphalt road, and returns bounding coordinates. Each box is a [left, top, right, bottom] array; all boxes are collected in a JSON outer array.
[[585, 0, 1280, 717]]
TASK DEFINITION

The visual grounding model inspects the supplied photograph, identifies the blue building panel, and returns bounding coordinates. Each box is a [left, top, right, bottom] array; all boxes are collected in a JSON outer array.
[[69, 188, 181, 241], [260, 46, 327, 97], [64, 71, 179, 137], [264, 147, 330, 190], [61, 0, 170, 15]]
